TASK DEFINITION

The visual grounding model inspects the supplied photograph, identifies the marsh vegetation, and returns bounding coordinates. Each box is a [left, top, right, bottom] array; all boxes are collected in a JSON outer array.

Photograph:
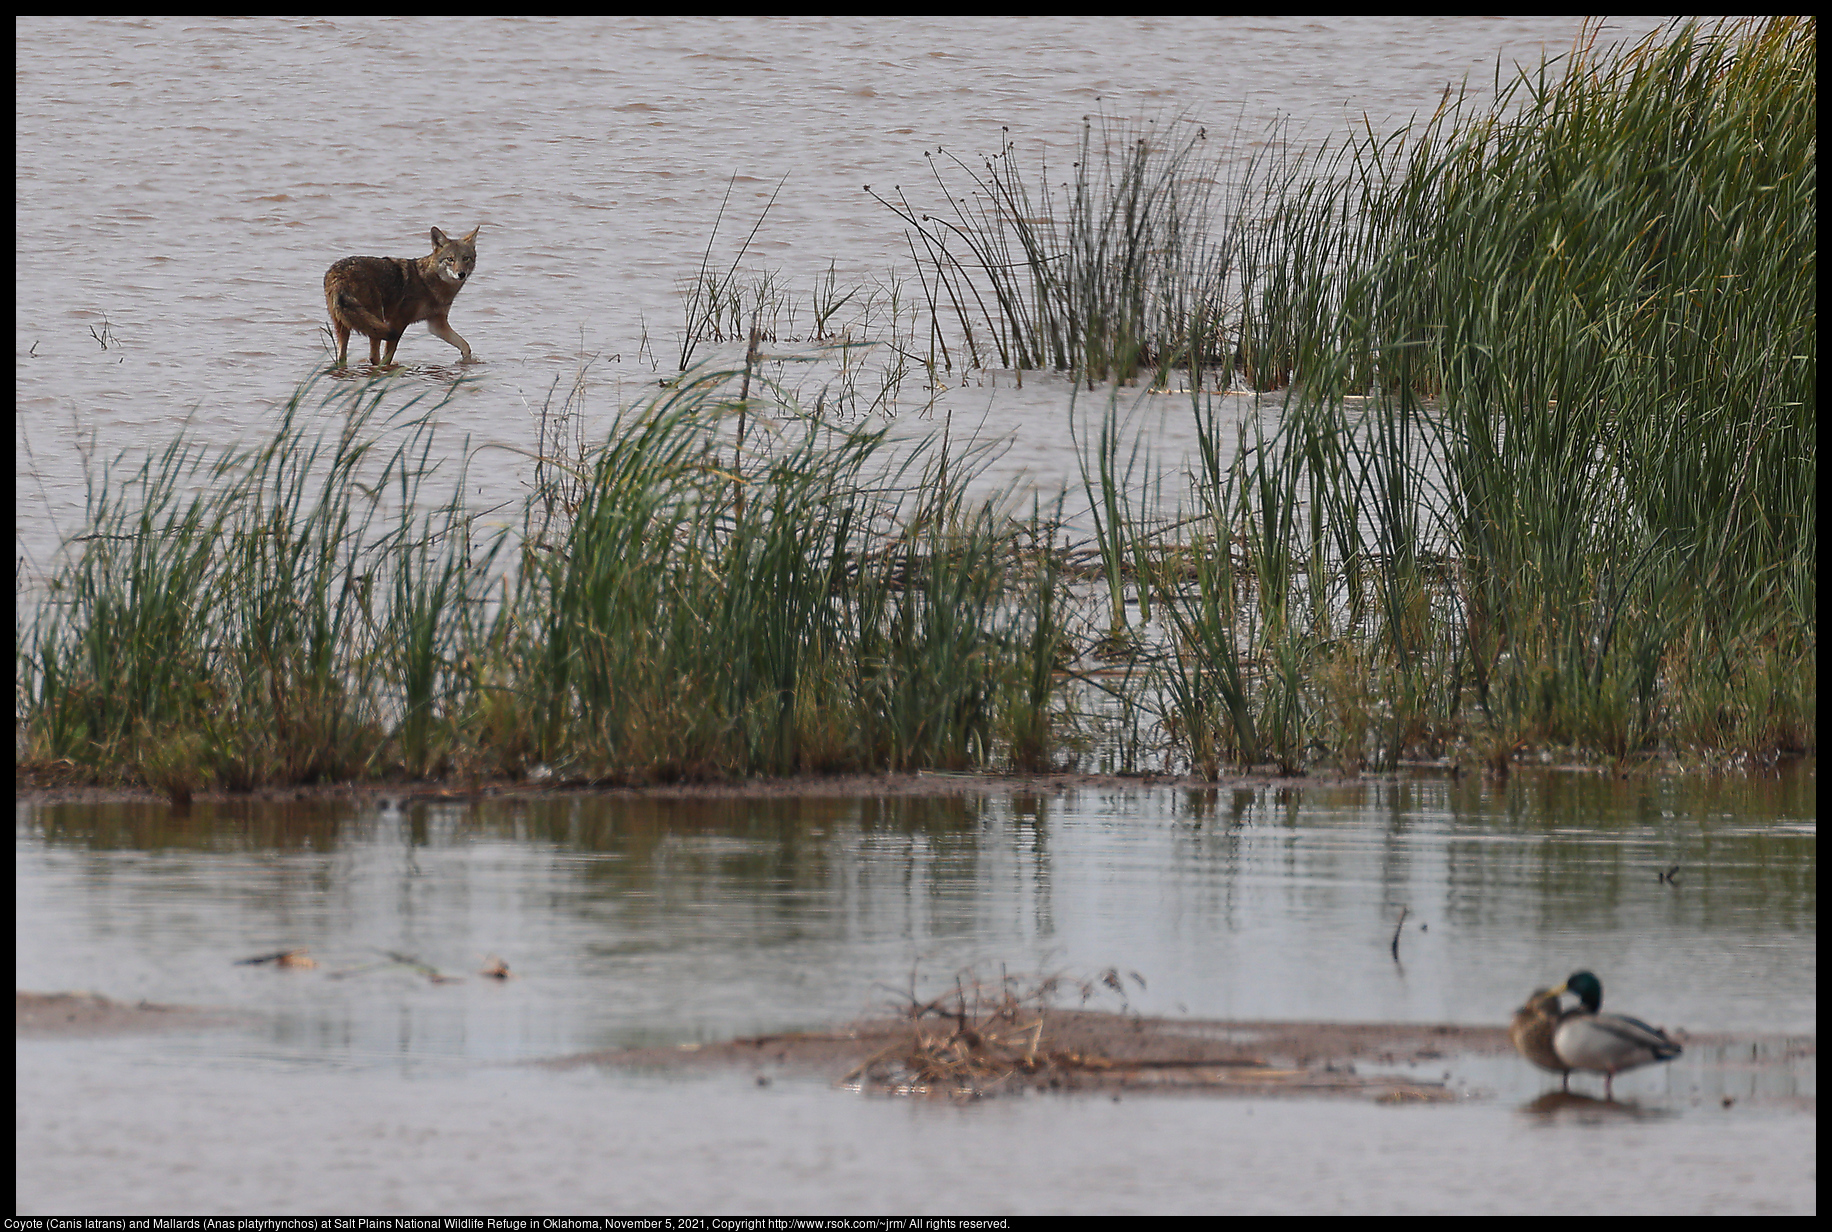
[[17, 18, 1813, 793]]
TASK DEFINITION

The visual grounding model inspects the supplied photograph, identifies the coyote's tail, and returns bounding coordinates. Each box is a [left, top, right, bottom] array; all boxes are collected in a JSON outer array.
[[328, 288, 392, 335]]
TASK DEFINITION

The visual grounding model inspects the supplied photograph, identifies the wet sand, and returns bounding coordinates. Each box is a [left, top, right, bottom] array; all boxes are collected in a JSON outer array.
[[21, 990, 1809, 1105], [17, 990, 250, 1037], [549, 1009, 1511, 1100], [548, 1009, 1811, 1103], [12, 766, 1387, 809]]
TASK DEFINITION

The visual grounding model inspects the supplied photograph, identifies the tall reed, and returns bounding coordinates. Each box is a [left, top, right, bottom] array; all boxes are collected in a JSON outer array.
[[876, 113, 1240, 384], [475, 362, 1066, 780], [19, 368, 1076, 790], [18, 20, 1811, 790], [1100, 17, 1815, 772], [18, 380, 496, 790]]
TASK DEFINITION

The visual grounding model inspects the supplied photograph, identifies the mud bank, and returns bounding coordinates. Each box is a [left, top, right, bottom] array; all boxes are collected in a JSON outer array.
[[554, 1009, 1541, 1101], [16, 990, 250, 1037], [22, 990, 1809, 1105], [14, 767, 1330, 809]]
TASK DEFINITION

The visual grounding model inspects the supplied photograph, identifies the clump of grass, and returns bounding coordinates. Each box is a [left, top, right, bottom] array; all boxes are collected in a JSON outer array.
[[876, 111, 1241, 385], [18, 366, 1075, 789], [487, 361, 1058, 780], [17, 20, 1812, 789], [847, 964, 1144, 1100], [18, 379, 494, 791], [1121, 17, 1816, 774]]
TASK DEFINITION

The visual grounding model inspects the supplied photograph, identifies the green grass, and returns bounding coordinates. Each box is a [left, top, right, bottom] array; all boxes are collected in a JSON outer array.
[[18, 379, 496, 789], [890, 15, 1812, 776], [1122, 16, 1815, 772], [874, 111, 1237, 384], [17, 18, 1813, 792], [18, 366, 1074, 792]]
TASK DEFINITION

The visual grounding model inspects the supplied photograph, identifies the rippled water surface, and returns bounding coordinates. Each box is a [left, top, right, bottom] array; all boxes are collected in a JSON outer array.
[[18, 15, 1679, 575], [17, 16, 1809, 1216], [16, 768, 1815, 1213]]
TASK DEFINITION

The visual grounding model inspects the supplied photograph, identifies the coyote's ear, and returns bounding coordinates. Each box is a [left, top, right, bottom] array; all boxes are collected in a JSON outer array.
[[431, 227, 449, 247], [461, 225, 480, 244]]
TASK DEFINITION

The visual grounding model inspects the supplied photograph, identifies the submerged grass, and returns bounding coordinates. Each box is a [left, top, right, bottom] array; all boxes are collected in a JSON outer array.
[[1132, 17, 1816, 772], [885, 16, 1813, 774], [18, 367, 1076, 791], [18, 380, 499, 792], [16, 18, 1813, 792], [874, 111, 1239, 385]]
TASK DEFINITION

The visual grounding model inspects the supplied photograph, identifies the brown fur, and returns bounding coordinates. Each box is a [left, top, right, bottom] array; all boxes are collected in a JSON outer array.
[[324, 226, 479, 366]]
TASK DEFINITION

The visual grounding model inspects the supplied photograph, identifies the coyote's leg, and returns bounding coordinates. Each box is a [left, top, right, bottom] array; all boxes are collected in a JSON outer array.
[[425, 315, 473, 361]]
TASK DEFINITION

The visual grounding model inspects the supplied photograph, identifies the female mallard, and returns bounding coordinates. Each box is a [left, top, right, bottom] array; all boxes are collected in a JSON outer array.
[[1509, 986, 1572, 1090], [1550, 970, 1682, 1098]]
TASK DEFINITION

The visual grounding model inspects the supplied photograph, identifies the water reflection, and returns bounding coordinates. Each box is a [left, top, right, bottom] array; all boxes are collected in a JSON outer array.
[[18, 765, 1814, 1058], [15, 765, 1813, 1213]]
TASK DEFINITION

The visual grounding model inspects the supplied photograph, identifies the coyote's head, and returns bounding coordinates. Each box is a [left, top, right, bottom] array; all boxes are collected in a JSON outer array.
[[429, 226, 480, 284]]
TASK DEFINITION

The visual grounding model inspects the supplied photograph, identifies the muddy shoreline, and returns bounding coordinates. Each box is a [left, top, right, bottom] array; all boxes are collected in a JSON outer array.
[[551, 1008, 1522, 1101], [17, 750, 1753, 809], [16, 991, 252, 1037], [15, 767, 1341, 808], [25, 991, 1809, 1103], [562, 1012, 1805, 1102]]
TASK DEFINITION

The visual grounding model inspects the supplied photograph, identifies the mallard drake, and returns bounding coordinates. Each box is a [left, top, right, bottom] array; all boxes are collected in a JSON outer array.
[[1509, 986, 1572, 1090], [1550, 970, 1682, 1098]]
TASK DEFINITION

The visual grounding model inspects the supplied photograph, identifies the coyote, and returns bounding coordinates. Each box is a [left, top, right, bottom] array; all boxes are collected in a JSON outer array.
[[324, 226, 480, 367]]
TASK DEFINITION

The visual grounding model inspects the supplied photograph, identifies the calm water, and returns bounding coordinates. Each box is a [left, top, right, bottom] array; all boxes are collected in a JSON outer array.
[[18, 16, 1808, 1216], [17, 15, 1680, 581], [16, 769, 1816, 1213]]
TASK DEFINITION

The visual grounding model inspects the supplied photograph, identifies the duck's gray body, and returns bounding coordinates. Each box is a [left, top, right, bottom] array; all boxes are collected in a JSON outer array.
[[1550, 970, 1682, 1097]]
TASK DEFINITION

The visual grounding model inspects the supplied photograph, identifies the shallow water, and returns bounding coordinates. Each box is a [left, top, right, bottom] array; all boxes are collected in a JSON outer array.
[[16, 16, 1682, 580], [15, 767, 1815, 1213], [17, 16, 1807, 1215], [13, 1057, 1814, 1216]]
